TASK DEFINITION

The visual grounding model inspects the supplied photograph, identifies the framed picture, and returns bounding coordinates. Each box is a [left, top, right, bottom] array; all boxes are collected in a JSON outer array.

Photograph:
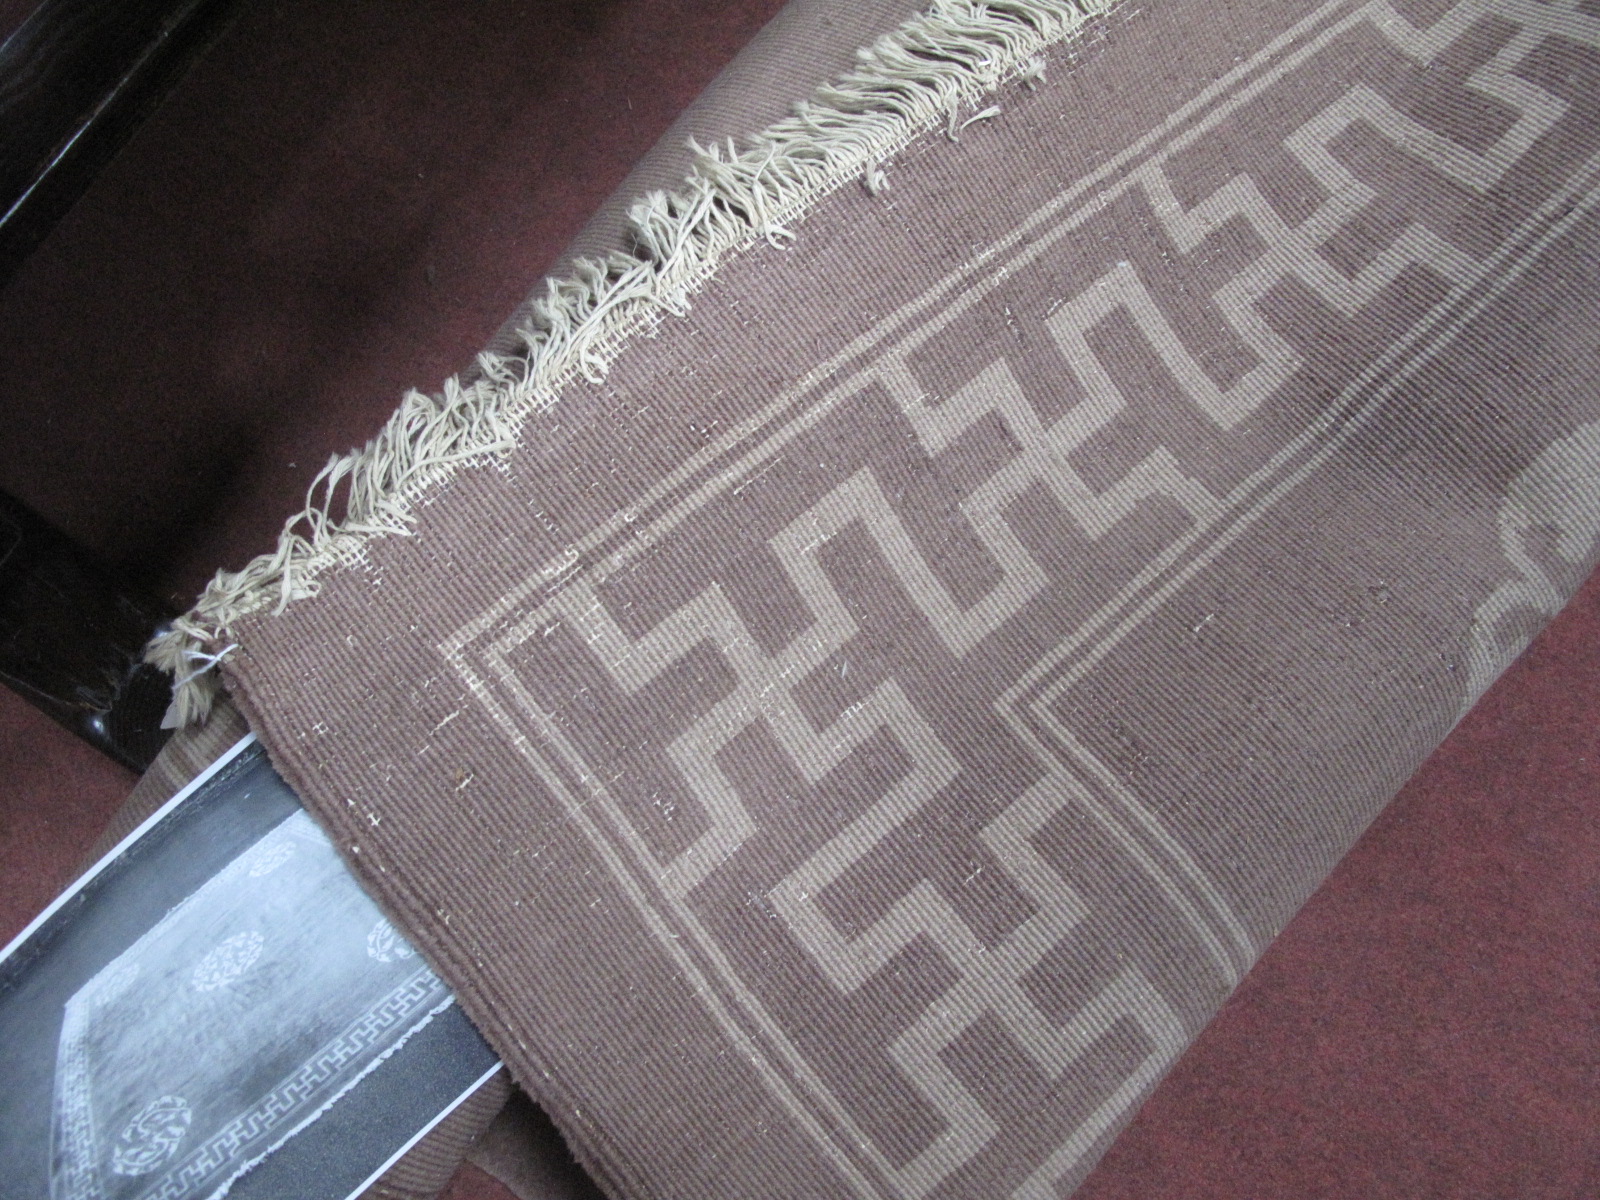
[[0, 736, 501, 1200]]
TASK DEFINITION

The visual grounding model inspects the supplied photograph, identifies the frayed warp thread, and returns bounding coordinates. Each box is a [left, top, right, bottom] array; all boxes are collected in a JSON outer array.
[[148, 0, 1119, 727]]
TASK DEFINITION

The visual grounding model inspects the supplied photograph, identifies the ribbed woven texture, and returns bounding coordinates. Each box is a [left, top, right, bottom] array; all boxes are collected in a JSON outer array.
[[219, 1, 1600, 1196]]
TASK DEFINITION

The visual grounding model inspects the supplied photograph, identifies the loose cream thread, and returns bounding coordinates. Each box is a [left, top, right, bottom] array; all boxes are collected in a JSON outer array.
[[148, 0, 1117, 726]]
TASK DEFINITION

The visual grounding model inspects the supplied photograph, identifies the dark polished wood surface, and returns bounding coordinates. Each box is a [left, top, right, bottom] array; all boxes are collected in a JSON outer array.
[[0, 490, 172, 768], [0, 0, 242, 284]]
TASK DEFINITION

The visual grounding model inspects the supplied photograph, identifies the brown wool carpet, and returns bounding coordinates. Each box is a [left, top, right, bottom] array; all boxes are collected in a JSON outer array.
[[2, 2, 1597, 1198]]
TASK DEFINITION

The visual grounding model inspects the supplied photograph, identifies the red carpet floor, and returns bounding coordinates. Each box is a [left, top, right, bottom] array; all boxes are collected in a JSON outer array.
[[2, 3, 1594, 1196]]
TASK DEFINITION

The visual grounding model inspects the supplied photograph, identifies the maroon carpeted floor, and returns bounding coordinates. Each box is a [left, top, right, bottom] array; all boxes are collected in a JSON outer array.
[[2, 3, 1594, 1196]]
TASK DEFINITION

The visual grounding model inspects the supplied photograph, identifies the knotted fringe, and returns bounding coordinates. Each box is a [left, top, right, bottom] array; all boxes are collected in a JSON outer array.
[[149, 0, 1116, 727]]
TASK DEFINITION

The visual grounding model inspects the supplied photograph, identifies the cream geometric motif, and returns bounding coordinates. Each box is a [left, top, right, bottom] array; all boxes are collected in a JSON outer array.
[[509, 547, 1188, 1197], [511, 466, 1196, 1195], [544, 0, 1600, 916], [861, 0, 1596, 708], [452, 2, 1600, 1197], [771, 779, 1184, 1197]]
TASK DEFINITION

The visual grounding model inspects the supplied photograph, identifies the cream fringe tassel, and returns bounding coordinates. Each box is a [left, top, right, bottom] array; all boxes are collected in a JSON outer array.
[[148, 0, 1116, 727]]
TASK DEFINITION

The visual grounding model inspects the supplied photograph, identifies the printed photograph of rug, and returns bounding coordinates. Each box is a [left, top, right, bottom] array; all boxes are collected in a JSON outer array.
[[0, 740, 499, 1200]]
